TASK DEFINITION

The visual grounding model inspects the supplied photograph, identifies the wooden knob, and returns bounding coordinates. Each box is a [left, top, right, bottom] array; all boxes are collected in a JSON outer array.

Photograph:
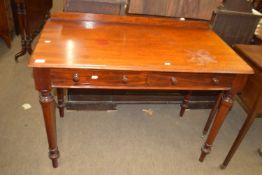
[[72, 73, 80, 82], [171, 77, 177, 85], [212, 78, 220, 85], [122, 75, 128, 83]]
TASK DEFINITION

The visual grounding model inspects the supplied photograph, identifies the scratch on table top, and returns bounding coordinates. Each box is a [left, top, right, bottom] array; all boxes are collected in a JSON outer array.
[[186, 50, 217, 65]]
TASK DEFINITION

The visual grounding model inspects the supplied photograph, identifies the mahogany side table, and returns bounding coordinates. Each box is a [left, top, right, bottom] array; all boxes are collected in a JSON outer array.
[[28, 12, 253, 168]]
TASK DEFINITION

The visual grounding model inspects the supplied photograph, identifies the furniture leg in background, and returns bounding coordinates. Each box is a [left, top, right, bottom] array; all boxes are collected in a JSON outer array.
[[15, 1, 31, 61], [14, 0, 52, 62], [179, 91, 192, 117], [57, 88, 65, 118]]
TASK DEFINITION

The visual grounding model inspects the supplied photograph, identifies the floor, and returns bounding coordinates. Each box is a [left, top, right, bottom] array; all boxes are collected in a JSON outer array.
[[0, 33, 262, 175]]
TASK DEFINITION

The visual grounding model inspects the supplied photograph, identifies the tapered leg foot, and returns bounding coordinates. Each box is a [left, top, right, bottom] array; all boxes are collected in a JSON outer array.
[[220, 164, 226, 169], [199, 143, 212, 162], [15, 37, 32, 62], [15, 39, 26, 62], [49, 147, 60, 168], [15, 50, 26, 62]]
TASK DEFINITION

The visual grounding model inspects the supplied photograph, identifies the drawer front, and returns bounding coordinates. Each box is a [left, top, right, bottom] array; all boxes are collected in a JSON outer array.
[[50, 69, 147, 87], [50, 69, 235, 90], [148, 72, 235, 90]]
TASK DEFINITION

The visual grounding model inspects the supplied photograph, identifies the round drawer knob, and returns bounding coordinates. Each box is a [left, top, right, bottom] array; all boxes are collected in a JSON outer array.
[[72, 73, 80, 82], [212, 78, 220, 85], [122, 75, 128, 83], [171, 77, 177, 85]]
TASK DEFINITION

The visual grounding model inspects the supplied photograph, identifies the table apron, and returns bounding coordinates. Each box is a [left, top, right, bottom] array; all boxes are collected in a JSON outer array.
[[49, 68, 235, 91]]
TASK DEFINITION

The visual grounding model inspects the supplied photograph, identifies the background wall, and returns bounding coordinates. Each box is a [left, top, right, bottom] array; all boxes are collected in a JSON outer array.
[[52, 0, 64, 12], [51, 0, 125, 13]]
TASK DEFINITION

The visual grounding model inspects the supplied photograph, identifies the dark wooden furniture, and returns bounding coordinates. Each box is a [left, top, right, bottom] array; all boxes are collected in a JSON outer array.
[[0, 0, 14, 48], [211, 0, 261, 46], [64, 0, 126, 15], [28, 12, 252, 168], [221, 44, 262, 169], [14, 0, 52, 61], [128, 0, 222, 20]]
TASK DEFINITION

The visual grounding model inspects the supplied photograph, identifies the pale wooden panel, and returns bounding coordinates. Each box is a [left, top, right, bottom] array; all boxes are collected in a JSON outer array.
[[128, 0, 222, 20]]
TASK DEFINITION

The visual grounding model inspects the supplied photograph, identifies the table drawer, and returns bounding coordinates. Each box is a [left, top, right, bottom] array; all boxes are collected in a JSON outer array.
[[50, 69, 235, 90], [148, 73, 235, 89], [50, 69, 147, 87]]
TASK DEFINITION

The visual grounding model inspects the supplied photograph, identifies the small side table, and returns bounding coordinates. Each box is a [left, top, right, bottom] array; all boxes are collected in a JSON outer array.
[[221, 44, 262, 169]]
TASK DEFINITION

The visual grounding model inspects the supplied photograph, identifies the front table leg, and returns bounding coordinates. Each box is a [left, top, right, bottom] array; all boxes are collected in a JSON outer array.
[[199, 93, 233, 162], [39, 90, 60, 168]]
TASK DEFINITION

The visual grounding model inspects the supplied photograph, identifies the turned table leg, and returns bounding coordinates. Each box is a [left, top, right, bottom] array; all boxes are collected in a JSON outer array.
[[179, 91, 192, 117], [57, 88, 65, 118], [202, 92, 223, 136], [199, 93, 233, 162], [39, 90, 60, 168]]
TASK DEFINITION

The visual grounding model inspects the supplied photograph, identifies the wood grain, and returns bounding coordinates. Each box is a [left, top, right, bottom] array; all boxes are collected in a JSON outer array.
[[29, 12, 252, 75]]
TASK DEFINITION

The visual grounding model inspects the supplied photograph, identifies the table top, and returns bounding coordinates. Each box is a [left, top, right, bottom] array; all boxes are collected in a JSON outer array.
[[235, 44, 262, 71], [29, 12, 253, 74]]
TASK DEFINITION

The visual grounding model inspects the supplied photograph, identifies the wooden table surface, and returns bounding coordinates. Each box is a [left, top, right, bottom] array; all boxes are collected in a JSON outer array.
[[29, 12, 252, 74]]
